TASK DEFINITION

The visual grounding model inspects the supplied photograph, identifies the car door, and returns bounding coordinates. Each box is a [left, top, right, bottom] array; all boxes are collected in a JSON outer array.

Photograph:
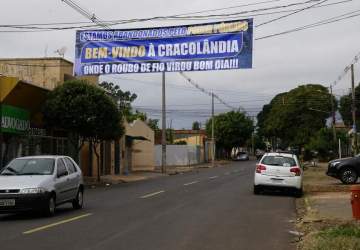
[[63, 157, 80, 199], [54, 158, 70, 203]]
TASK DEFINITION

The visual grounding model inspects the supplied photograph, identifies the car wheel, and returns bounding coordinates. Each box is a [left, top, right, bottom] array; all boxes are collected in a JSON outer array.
[[253, 185, 261, 195], [340, 168, 358, 184], [72, 189, 84, 209], [44, 195, 56, 217]]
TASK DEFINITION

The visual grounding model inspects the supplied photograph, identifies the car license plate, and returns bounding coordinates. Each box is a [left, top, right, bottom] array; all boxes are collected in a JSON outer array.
[[0, 199, 15, 207], [271, 178, 283, 183]]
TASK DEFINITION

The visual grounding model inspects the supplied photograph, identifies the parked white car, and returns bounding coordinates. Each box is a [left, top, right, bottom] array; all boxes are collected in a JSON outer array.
[[253, 152, 303, 197], [0, 156, 84, 216]]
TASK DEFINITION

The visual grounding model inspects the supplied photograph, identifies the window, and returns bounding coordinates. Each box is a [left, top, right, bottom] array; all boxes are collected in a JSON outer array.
[[57, 159, 68, 177], [0, 158, 55, 176], [64, 158, 77, 173], [261, 156, 296, 167]]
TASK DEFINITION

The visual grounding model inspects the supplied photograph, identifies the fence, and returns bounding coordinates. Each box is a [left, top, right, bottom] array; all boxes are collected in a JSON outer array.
[[1, 134, 70, 168], [155, 145, 201, 166]]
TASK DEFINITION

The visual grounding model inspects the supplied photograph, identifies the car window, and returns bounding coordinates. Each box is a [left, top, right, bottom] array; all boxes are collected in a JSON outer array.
[[57, 159, 68, 177], [64, 158, 77, 174], [0, 158, 55, 175], [261, 156, 296, 167]]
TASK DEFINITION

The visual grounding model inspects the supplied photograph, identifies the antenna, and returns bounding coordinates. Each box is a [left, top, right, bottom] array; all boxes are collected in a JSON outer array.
[[54, 46, 67, 58]]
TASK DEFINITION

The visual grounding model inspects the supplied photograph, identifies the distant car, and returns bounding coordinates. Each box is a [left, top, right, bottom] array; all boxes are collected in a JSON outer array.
[[254, 152, 303, 197], [0, 156, 84, 216], [234, 152, 249, 161], [327, 155, 360, 184]]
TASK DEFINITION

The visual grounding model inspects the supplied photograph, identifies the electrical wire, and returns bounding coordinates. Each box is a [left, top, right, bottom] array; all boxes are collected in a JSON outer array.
[[0, 0, 349, 31], [256, 0, 328, 27]]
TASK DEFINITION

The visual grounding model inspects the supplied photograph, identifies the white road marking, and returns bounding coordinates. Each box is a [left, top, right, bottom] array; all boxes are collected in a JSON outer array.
[[183, 181, 199, 186], [140, 190, 165, 199], [209, 176, 219, 179], [23, 213, 93, 235]]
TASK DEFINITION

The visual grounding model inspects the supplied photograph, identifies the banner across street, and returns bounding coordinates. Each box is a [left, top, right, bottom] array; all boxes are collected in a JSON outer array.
[[75, 19, 253, 76]]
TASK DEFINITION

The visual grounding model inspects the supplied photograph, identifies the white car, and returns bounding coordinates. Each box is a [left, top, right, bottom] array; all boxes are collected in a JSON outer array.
[[253, 152, 303, 197], [0, 156, 84, 216]]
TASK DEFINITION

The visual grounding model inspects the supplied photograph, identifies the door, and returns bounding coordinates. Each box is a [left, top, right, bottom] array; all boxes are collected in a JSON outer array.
[[54, 158, 70, 203], [63, 157, 80, 199]]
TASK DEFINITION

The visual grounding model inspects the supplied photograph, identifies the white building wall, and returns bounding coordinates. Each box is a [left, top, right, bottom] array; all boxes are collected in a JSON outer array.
[[155, 145, 200, 166]]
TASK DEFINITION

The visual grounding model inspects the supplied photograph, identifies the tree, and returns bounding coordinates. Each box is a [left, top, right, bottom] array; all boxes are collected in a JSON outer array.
[[192, 121, 201, 130], [99, 81, 157, 129], [258, 84, 335, 149], [147, 118, 159, 131], [206, 111, 253, 158], [43, 80, 124, 180], [339, 85, 360, 128]]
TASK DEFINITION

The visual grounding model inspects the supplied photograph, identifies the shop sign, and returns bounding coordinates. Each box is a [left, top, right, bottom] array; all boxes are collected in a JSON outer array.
[[0, 105, 30, 134]]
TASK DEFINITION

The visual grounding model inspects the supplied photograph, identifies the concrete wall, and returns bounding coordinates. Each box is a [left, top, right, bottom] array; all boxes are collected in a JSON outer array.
[[155, 145, 201, 166], [125, 120, 155, 171], [0, 58, 73, 90], [0, 58, 99, 90]]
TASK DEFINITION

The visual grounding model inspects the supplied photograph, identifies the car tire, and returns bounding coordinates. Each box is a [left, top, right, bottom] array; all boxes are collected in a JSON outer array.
[[43, 195, 56, 217], [340, 168, 358, 184], [72, 189, 84, 209], [294, 188, 303, 198], [253, 185, 261, 195]]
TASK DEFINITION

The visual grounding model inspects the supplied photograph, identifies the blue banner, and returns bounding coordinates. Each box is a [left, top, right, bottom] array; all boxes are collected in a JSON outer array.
[[75, 19, 253, 75]]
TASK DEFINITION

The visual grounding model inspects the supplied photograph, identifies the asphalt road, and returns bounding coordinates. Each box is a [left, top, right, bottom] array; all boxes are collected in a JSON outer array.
[[0, 161, 296, 250]]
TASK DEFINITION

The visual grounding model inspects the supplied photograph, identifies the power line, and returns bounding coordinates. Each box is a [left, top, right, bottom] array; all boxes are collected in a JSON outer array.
[[179, 72, 245, 111], [256, 0, 328, 27], [0, 0, 350, 30], [331, 51, 360, 87], [255, 9, 360, 40], [0, 0, 348, 31]]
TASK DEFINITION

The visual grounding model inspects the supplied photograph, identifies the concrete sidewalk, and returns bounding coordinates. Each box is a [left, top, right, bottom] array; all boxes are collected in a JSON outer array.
[[300, 162, 354, 222], [85, 160, 231, 185]]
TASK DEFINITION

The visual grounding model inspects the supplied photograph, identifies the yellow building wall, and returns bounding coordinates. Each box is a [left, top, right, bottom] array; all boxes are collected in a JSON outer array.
[[0, 76, 18, 102], [174, 135, 204, 146], [125, 120, 155, 171], [0, 58, 73, 90]]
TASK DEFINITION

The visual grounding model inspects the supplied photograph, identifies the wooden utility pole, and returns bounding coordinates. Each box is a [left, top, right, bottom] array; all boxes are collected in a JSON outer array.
[[211, 92, 215, 167], [351, 64, 357, 154], [161, 72, 166, 173], [330, 85, 337, 142]]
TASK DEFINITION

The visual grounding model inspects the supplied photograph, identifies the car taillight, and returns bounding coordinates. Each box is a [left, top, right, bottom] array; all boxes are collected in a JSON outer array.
[[256, 164, 266, 173], [290, 167, 301, 176]]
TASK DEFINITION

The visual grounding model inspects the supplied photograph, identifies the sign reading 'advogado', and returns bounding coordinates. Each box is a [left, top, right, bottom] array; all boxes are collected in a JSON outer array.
[[75, 19, 253, 75]]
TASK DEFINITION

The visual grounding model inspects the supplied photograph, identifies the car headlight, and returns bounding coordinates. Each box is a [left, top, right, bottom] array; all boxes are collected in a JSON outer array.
[[331, 161, 340, 167], [20, 188, 46, 194]]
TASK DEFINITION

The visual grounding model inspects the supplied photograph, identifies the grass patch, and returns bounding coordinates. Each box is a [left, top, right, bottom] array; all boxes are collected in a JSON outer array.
[[303, 223, 360, 250]]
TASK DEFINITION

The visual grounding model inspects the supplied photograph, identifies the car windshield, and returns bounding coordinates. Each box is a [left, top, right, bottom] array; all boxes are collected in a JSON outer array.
[[261, 156, 296, 167], [0, 158, 55, 176]]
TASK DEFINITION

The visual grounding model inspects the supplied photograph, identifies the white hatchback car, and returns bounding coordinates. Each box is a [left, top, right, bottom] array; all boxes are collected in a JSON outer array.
[[254, 152, 303, 197]]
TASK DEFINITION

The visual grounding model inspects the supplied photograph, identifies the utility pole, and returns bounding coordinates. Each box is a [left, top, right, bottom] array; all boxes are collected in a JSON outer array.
[[161, 72, 166, 173], [351, 64, 357, 155], [211, 92, 215, 167], [330, 85, 337, 142]]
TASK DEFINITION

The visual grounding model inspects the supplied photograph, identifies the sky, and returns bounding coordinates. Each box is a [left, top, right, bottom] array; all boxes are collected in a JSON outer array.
[[0, 0, 359, 129]]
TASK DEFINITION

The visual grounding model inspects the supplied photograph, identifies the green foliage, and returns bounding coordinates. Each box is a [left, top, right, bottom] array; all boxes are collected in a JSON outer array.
[[305, 128, 335, 161], [206, 111, 253, 157], [339, 85, 360, 128], [99, 81, 160, 129], [303, 223, 360, 250], [43, 80, 124, 142], [147, 118, 159, 131], [192, 121, 201, 130], [258, 84, 335, 148]]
